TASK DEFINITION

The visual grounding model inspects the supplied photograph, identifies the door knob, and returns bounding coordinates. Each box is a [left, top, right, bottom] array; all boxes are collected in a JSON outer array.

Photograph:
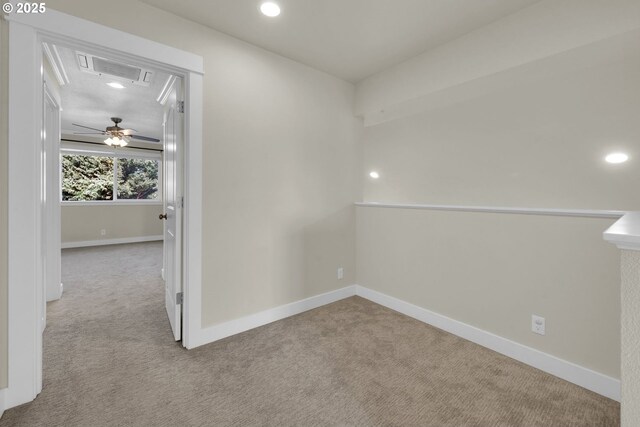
[[159, 213, 168, 220]]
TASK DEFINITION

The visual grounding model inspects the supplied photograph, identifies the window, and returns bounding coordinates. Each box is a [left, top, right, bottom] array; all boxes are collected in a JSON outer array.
[[61, 154, 115, 201], [117, 158, 160, 200], [61, 147, 161, 203]]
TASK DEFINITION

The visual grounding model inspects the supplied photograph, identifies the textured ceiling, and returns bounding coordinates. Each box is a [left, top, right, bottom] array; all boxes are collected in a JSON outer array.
[[56, 45, 171, 142], [141, 0, 541, 82]]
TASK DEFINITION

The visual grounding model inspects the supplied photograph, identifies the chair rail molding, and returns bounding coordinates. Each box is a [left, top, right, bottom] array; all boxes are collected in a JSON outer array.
[[356, 201, 626, 219]]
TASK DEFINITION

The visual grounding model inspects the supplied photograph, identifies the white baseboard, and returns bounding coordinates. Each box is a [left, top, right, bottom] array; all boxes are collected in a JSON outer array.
[[191, 283, 619, 401], [193, 285, 357, 348], [61, 235, 163, 249], [46, 282, 64, 302], [354, 285, 621, 402], [0, 387, 6, 419]]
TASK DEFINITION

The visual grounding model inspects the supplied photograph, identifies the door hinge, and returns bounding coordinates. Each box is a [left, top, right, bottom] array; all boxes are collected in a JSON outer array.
[[176, 292, 183, 305], [180, 196, 184, 208], [177, 101, 185, 113]]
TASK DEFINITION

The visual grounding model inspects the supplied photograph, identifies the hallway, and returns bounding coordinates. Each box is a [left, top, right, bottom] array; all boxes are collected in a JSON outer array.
[[1, 242, 178, 425]]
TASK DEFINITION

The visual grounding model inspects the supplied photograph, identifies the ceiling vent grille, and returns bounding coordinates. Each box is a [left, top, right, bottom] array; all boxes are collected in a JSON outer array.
[[92, 57, 141, 81], [76, 52, 153, 87]]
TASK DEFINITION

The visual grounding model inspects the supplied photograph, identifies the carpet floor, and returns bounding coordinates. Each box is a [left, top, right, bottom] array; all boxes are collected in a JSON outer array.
[[1, 242, 619, 426]]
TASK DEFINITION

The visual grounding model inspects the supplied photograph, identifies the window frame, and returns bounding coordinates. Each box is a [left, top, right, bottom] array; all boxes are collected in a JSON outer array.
[[60, 144, 163, 206]]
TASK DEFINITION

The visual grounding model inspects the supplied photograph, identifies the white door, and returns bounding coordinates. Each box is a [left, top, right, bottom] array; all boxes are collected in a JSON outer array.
[[162, 78, 183, 341]]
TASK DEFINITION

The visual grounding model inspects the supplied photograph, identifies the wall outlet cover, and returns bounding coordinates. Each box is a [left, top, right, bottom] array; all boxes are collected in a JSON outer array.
[[532, 314, 545, 335], [337, 267, 344, 280]]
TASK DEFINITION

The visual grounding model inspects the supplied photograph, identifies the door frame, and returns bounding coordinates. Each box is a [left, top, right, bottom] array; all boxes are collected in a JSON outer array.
[[42, 78, 62, 306], [5, 9, 204, 409]]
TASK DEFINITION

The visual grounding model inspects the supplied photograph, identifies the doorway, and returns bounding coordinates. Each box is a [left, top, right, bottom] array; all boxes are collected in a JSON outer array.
[[45, 40, 185, 343], [5, 11, 204, 409]]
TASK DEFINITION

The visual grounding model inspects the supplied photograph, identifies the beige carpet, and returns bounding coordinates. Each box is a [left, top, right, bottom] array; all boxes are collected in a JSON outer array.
[[1, 242, 619, 426]]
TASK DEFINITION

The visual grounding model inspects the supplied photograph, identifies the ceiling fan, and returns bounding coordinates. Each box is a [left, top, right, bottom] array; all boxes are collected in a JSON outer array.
[[72, 117, 160, 147]]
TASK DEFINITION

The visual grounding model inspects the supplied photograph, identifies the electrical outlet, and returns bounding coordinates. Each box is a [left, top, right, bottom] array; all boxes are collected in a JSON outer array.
[[532, 315, 545, 335], [337, 267, 344, 280], [100, 229, 107, 236]]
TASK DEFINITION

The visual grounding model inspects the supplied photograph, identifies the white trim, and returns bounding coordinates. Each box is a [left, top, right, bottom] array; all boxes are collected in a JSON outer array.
[[0, 387, 5, 419], [354, 285, 621, 401], [45, 282, 64, 304], [355, 202, 626, 219], [42, 42, 68, 86], [61, 201, 163, 207], [43, 81, 62, 304], [60, 145, 163, 160], [59, 147, 163, 204], [61, 235, 163, 249], [603, 211, 640, 251], [182, 69, 203, 350], [7, 19, 42, 409], [144, 280, 620, 402], [157, 75, 177, 105], [192, 286, 357, 348], [60, 135, 163, 149], [50, 44, 69, 85], [6, 10, 203, 410], [5, 10, 204, 74]]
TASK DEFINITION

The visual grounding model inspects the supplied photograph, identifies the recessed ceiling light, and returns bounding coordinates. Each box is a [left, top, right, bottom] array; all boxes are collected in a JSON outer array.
[[369, 171, 380, 179], [605, 152, 629, 164], [260, 2, 280, 17], [107, 82, 125, 89]]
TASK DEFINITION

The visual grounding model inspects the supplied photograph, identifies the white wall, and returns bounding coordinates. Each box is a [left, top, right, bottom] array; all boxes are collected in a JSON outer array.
[[355, 0, 640, 122], [361, 50, 640, 210], [61, 205, 163, 245], [36, 0, 362, 330], [1, 0, 636, 398], [357, 208, 621, 377], [355, 4, 640, 381]]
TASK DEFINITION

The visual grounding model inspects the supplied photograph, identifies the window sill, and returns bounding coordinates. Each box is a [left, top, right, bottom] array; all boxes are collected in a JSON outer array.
[[61, 201, 163, 207]]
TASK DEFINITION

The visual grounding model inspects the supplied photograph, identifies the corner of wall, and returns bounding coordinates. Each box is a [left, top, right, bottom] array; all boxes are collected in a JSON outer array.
[[0, 15, 10, 390], [621, 250, 640, 423]]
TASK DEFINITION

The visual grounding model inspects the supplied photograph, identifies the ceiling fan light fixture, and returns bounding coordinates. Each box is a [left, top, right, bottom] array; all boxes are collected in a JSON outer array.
[[104, 135, 129, 147], [76, 118, 160, 144]]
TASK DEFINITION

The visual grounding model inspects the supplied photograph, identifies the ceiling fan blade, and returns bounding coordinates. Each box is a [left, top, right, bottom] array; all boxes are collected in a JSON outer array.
[[130, 134, 160, 143], [122, 128, 138, 135], [73, 132, 105, 135], [72, 123, 106, 132]]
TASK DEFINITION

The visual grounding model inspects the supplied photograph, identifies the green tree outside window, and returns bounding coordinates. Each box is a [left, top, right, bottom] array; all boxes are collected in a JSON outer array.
[[117, 158, 159, 200], [62, 153, 159, 201]]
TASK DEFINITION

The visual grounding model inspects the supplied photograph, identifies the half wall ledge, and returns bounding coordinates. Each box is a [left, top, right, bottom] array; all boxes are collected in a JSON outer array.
[[604, 212, 640, 251], [603, 211, 640, 426]]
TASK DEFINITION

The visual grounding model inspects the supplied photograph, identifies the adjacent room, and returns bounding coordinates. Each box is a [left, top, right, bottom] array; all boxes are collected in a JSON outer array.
[[56, 44, 167, 252], [40, 39, 188, 345], [1, 0, 639, 426]]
